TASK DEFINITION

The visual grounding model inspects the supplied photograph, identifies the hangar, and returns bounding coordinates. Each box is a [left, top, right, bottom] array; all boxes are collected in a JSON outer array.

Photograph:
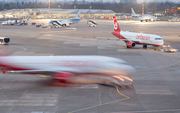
[[0, 9, 116, 19]]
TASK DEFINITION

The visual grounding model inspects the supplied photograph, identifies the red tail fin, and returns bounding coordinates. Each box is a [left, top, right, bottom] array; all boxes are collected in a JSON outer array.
[[113, 16, 121, 32]]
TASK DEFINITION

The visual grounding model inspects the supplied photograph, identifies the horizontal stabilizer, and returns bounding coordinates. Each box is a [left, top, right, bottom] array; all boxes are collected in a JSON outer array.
[[161, 36, 167, 38], [101, 32, 112, 34], [95, 36, 121, 40]]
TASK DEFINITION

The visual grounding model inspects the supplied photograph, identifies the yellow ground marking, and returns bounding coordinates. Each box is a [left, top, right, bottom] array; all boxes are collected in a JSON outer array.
[[68, 55, 180, 113], [36, 74, 50, 78], [134, 55, 180, 79], [68, 86, 130, 113], [44, 34, 53, 37]]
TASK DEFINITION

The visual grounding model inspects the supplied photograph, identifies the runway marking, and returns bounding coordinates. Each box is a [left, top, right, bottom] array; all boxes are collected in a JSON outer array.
[[0, 94, 59, 106], [136, 57, 180, 73], [68, 86, 130, 113], [171, 70, 180, 72], [12, 46, 27, 53], [135, 89, 174, 95], [65, 28, 76, 31], [44, 34, 53, 36], [133, 66, 146, 68], [115, 109, 180, 113], [40, 30, 75, 34], [134, 55, 180, 79]]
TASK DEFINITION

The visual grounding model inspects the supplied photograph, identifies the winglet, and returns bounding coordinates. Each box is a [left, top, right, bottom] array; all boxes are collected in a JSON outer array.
[[161, 35, 167, 38]]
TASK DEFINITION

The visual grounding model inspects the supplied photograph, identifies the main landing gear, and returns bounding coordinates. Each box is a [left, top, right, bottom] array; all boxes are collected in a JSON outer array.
[[154, 47, 157, 51], [143, 45, 147, 49]]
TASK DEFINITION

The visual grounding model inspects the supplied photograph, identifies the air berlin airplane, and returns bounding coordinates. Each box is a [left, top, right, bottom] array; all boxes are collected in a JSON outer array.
[[0, 55, 135, 87], [96, 16, 164, 49]]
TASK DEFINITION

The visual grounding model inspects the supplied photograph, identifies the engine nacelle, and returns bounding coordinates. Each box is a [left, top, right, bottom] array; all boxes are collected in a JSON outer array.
[[127, 42, 136, 48], [52, 73, 75, 83]]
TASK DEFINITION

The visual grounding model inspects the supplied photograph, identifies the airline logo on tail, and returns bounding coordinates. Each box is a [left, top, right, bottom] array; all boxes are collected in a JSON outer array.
[[131, 8, 136, 16], [113, 16, 120, 32], [74, 10, 81, 19]]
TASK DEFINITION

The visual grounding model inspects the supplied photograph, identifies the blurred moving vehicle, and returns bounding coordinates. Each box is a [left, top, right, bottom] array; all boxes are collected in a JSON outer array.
[[0, 37, 10, 45], [36, 23, 48, 28], [32, 22, 36, 25], [162, 45, 178, 53], [95, 16, 164, 49], [131, 8, 157, 22], [48, 10, 81, 28], [87, 20, 97, 27], [1, 16, 30, 26], [0, 55, 135, 88]]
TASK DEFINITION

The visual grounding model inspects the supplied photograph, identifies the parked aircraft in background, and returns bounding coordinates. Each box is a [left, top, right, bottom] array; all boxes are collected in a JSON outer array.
[[131, 8, 157, 22], [95, 16, 164, 49], [1, 16, 30, 26], [0, 55, 135, 88], [48, 10, 81, 28]]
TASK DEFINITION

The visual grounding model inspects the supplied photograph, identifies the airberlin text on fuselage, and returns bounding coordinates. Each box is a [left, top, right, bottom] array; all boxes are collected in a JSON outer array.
[[135, 35, 150, 40]]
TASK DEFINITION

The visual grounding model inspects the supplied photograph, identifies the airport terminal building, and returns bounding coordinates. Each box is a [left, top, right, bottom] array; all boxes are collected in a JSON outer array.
[[0, 9, 116, 19]]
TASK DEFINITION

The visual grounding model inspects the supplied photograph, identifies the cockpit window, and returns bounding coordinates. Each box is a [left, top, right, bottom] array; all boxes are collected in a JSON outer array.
[[155, 38, 162, 40]]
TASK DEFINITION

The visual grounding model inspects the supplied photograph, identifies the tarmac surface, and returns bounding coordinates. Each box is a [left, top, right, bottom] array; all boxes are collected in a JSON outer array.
[[0, 20, 180, 113]]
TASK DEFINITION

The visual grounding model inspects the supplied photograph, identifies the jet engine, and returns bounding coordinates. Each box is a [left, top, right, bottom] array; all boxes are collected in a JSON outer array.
[[63, 23, 70, 27], [127, 42, 136, 48], [52, 73, 75, 83]]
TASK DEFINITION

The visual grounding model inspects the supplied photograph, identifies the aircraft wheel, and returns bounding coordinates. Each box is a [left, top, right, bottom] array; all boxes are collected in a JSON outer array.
[[63, 24, 66, 27], [143, 45, 147, 49], [141, 20, 143, 22], [127, 46, 130, 48], [146, 20, 148, 22]]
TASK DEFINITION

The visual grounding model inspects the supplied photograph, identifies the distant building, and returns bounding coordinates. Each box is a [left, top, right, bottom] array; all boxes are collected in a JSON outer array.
[[120, 0, 136, 3], [171, 6, 177, 14]]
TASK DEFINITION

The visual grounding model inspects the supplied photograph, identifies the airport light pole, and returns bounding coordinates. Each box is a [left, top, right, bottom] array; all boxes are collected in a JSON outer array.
[[49, 0, 51, 19], [142, 0, 144, 16]]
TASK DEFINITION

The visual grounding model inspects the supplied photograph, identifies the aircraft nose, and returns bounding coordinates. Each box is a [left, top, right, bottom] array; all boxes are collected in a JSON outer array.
[[160, 40, 164, 45]]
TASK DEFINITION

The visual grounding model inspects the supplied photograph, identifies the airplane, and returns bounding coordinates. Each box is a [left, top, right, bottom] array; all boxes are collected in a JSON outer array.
[[0, 55, 135, 88], [1, 16, 30, 26], [95, 16, 164, 49], [131, 8, 157, 22], [48, 10, 81, 28], [17, 16, 30, 23]]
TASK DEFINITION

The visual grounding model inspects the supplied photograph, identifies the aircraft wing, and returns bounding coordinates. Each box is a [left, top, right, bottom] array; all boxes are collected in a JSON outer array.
[[95, 36, 142, 43], [5, 70, 61, 75], [95, 36, 122, 40]]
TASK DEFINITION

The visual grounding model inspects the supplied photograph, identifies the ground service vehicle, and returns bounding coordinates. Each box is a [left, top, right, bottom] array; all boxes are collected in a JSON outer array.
[[0, 37, 10, 45]]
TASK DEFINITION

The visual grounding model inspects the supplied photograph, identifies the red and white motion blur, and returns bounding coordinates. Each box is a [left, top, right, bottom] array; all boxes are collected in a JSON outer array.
[[0, 56, 135, 87]]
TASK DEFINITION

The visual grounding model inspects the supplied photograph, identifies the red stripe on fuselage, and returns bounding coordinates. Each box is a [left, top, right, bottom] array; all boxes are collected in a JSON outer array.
[[0, 62, 31, 71], [135, 42, 161, 47], [111, 31, 126, 40]]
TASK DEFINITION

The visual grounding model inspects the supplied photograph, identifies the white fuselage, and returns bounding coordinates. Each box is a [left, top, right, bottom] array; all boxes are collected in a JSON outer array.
[[132, 15, 157, 21], [2, 20, 16, 25], [0, 56, 134, 76], [120, 31, 164, 46]]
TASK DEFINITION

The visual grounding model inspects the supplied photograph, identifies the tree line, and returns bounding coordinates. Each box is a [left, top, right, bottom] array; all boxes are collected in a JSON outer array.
[[0, 1, 180, 14]]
